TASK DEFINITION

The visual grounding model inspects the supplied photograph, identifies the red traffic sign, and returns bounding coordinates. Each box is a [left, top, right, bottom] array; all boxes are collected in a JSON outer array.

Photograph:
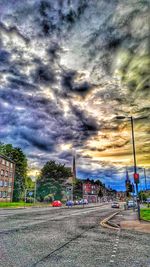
[[134, 173, 139, 183]]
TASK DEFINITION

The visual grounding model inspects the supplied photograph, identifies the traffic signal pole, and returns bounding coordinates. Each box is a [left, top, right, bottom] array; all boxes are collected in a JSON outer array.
[[144, 168, 147, 191], [130, 116, 140, 220]]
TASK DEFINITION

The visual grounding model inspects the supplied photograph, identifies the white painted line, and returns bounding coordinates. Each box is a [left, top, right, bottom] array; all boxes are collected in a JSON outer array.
[[110, 260, 114, 263], [111, 255, 116, 257]]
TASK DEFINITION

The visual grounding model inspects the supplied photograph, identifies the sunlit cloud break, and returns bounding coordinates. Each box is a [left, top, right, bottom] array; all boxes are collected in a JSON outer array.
[[0, 0, 150, 190]]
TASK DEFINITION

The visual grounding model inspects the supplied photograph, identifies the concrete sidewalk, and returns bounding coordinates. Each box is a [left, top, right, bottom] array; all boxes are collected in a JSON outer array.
[[111, 209, 150, 233]]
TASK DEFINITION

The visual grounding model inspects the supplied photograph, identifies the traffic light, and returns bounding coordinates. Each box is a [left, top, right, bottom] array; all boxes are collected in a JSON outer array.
[[134, 173, 139, 184], [126, 180, 132, 193], [129, 183, 133, 192], [126, 181, 130, 192]]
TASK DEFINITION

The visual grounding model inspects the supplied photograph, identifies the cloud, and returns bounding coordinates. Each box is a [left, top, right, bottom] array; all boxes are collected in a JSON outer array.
[[61, 69, 92, 95], [0, 0, 149, 189]]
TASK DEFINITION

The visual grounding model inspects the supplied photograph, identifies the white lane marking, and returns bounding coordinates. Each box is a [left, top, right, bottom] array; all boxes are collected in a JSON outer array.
[[0, 206, 112, 232], [110, 230, 121, 264]]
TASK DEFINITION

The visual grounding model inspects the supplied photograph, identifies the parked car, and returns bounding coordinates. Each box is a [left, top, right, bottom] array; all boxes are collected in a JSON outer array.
[[66, 200, 74, 207], [111, 202, 120, 208], [127, 200, 137, 209], [52, 200, 62, 207], [79, 199, 88, 205]]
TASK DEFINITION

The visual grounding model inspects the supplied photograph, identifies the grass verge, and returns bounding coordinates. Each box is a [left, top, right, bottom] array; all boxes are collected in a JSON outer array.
[[0, 202, 50, 208], [140, 208, 150, 221]]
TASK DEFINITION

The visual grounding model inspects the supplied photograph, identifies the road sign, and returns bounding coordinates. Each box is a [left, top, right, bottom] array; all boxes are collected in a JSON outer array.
[[134, 173, 139, 184]]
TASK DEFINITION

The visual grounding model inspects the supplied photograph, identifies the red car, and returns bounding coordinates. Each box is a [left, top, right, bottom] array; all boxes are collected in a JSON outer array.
[[52, 200, 62, 207]]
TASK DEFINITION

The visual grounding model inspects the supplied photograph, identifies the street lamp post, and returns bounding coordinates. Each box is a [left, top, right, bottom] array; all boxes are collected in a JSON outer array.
[[34, 172, 38, 204], [144, 168, 147, 191], [116, 115, 140, 220]]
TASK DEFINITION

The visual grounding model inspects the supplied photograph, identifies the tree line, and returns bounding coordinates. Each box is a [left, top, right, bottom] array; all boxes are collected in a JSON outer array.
[[0, 143, 72, 202], [0, 143, 111, 202]]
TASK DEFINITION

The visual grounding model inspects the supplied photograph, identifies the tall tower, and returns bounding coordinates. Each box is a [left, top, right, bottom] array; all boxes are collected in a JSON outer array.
[[72, 151, 76, 179]]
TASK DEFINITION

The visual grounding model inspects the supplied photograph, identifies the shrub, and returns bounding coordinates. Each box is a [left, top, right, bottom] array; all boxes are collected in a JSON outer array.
[[26, 197, 34, 203], [44, 194, 53, 203]]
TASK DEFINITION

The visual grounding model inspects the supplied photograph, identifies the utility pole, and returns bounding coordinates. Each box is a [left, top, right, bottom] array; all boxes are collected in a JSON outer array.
[[130, 116, 140, 220], [116, 115, 140, 220], [72, 151, 76, 201], [34, 173, 37, 204], [144, 168, 147, 191]]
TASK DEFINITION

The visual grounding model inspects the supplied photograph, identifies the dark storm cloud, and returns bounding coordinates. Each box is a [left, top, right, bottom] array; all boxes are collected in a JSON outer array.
[[38, 0, 88, 36], [0, 0, 149, 188], [33, 65, 56, 85], [0, 50, 10, 64], [19, 129, 55, 152], [47, 42, 61, 62], [8, 77, 37, 91], [58, 151, 72, 160], [61, 69, 92, 95], [72, 106, 98, 132]]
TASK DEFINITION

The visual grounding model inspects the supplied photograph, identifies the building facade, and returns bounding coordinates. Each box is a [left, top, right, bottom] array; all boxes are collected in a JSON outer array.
[[0, 155, 15, 202], [83, 181, 99, 203]]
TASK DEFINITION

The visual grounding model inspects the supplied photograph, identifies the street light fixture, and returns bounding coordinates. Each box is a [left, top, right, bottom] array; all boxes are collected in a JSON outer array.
[[116, 115, 140, 220]]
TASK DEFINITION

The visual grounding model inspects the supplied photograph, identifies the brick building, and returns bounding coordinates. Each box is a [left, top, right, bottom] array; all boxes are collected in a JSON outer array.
[[83, 181, 99, 203], [0, 155, 15, 202]]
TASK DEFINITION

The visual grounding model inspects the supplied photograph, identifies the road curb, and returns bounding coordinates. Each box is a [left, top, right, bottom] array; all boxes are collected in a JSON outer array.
[[140, 218, 150, 223], [100, 211, 121, 230]]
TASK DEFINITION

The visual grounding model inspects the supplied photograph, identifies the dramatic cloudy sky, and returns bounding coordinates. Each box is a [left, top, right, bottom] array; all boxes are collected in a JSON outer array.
[[0, 0, 150, 190]]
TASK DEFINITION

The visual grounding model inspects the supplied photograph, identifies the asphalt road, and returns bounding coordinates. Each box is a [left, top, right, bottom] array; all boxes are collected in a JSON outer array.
[[0, 204, 149, 267]]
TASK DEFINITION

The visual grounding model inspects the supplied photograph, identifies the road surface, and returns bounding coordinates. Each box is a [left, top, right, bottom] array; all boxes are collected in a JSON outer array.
[[0, 204, 149, 267]]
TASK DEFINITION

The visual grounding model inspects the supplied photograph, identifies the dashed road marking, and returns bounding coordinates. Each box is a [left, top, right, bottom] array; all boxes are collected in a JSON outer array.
[[110, 230, 121, 265]]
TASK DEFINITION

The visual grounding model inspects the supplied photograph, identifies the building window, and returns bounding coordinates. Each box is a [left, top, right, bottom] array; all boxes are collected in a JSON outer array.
[[2, 191, 7, 198], [4, 181, 7, 187], [2, 159, 5, 165], [0, 180, 3, 187], [10, 172, 13, 178], [6, 161, 9, 167], [9, 181, 12, 187], [5, 171, 8, 177], [1, 170, 4, 176], [10, 163, 13, 169], [0, 191, 2, 197]]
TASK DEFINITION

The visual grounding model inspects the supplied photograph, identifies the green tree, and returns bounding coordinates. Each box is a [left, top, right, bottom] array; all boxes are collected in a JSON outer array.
[[25, 176, 35, 189], [0, 143, 28, 201], [73, 179, 83, 199], [98, 189, 103, 198], [37, 160, 71, 201]]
